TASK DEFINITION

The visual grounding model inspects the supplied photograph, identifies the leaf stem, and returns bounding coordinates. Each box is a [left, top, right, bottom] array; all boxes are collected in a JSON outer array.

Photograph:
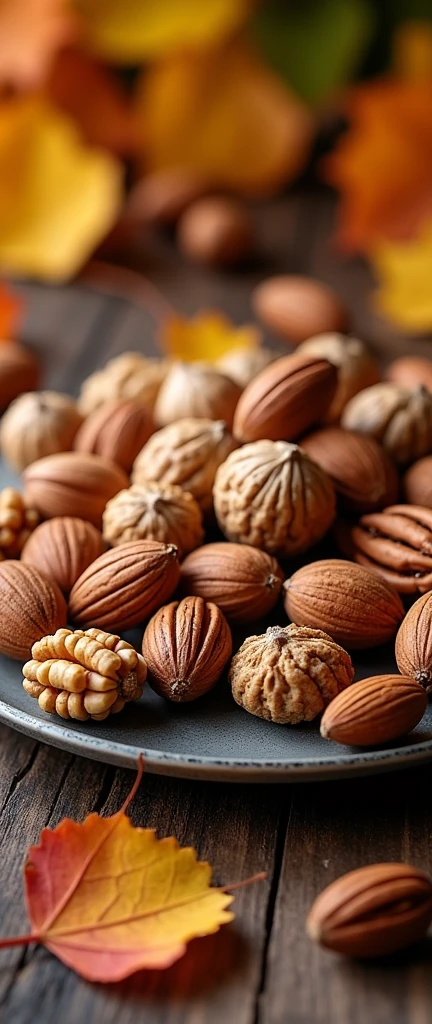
[[223, 871, 267, 892], [80, 260, 176, 325], [120, 754, 145, 816], [0, 933, 39, 949]]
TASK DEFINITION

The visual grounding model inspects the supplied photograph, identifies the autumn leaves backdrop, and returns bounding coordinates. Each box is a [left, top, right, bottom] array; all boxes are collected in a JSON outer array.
[[1, 0, 432, 331]]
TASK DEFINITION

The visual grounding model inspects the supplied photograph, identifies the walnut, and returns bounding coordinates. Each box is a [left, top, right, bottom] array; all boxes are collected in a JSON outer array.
[[0, 391, 83, 472], [103, 483, 203, 558], [213, 440, 335, 557], [298, 333, 380, 422], [341, 383, 432, 466], [154, 362, 241, 429], [0, 488, 39, 559], [229, 624, 354, 724], [78, 352, 169, 416], [23, 627, 146, 721], [132, 417, 237, 514]]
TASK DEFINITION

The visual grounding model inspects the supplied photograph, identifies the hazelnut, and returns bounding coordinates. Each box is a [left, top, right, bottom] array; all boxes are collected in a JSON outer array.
[[127, 168, 211, 227], [385, 356, 432, 393], [0, 341, 40, 412], [177, 196, 253, 267]]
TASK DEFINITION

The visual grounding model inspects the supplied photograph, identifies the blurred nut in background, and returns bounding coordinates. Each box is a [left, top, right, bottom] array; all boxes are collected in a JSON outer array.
[[404, 455, 432, 508], [127, 168, 211, 227], [298, 333, 380, 422], [341, 383, 432, 465], [300, 427, 398, 513], [177, 196, 253, 267], [233, 351, 338, 443], [252, 275, 349, 344], [154, 361, 241, 429], [0, 341, 39, 413], [320, 674, 427, 746], [0, 391, 83, 472], [103, 482, 203, 558], [74, 399, 153, 473], [22, 517, 105, 594], [385, 356, 432, 392], [78, 352, 169, 416]]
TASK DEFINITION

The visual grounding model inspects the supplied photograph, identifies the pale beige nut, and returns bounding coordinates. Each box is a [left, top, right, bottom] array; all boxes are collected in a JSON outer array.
[[23, 451, 128, 527], [300, 427, 398, 514], [154, 362, 241, 430], [216, 344, 276, 388], [132, 417, 237, 514], [213, 440, 335, 557], [73, 399, 154, 473], [233, 351, 338, 443], [0, 561, 67, 660], [0, 391, 83, 472], [177, 196, 253, 268], [385, 356, 432, 392], [143, 596, 232, 702], [347, 504, 432, 594], [252, 275, 349, 344], [341, 383, 432, 465], [23, 627, 146, 721], [0, 341, 40, 413], [320, 674, 427, 745], [298, 333, 380, 422], [180, 542, 284, 624], [22, 516, 105, 594], [229, 624, 354, 724], [103, 482, 203, 558], [78, 351, 170, 416], [396, 591, 432, 692], [0, 488, 39, 559]]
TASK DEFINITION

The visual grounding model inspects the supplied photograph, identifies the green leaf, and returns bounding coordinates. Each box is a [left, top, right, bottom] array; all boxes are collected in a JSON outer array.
[[251, 0, 374, 105]]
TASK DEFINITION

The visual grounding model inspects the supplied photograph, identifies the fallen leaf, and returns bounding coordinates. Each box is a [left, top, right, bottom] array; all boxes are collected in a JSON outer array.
[[0, 96, 122, 282], [0, 279, 22, 338], [137, 40, 315, 196], [160, 311, 261, 363], [372, 217, 432, 331], [48, 48, 137, 156], [76, 0, 249, 63], [0, 0, 75, 89], [393, 20, 432, 81]]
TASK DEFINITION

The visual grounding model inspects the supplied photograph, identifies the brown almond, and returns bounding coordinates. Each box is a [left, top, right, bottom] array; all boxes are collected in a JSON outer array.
[[73, 399, 153, 473], [180, 542, 284, 623], [300, 427, 398, 513], [320, 674, 427, 746], [22, 517, 105, 595], [23, 452, 128, 527], [233, 352, 338, 443], [0, 561, 67, 660], [395, 590, 432, 692], [252, 275, 348, 344], [307, 863, 432, 958], [143, 596, 232, 702]]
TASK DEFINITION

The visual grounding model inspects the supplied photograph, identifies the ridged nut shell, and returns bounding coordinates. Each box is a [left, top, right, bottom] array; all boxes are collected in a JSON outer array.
[[284, 559, 404, 649], [230, 624, 354, 724], [348, 504, 432, 594], [298, 333, 380, 422], [22, 517, 105, 594], [341, 383, 432, 466], [142, 596, 232, 702], [0, 561, 67, 659], [213, 441, 336, 558], [233, 351, 338, 443], [74, 399, 153, 473], [154, 362, 241, 430], [78, 352, 169, 416], [0, 391, 83, 472], [132, 417, 237, 514], [306, 863, 432, 958], [320, 674, 427, 745], [395, 590, 432, 692], [103, 482, 203, 558], [404, 456, 432, 508], [69, 540, 180, 631], [23, 452, 128, 527], [0, 341, 40, 412], [300, 427, 398, 513], [180, 542, 284, 623]]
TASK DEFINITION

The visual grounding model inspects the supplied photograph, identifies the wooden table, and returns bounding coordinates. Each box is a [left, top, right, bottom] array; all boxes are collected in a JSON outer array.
[[1, 185, 432, 1024]]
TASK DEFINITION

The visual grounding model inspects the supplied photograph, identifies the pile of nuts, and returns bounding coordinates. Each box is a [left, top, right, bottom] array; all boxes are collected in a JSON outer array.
[[1, 275, 432, 750]]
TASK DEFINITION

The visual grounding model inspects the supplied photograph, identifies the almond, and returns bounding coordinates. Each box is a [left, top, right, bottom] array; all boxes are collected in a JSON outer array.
[[22, 517, 105, 594], [252, 275, 348, 344], [320, 674, 427, 745], [23, 452, 128, 527], [73, 399, 153, 473], [180, 542, 284, 623], [233, 352, 338, 443], [143, 596, 232, 702], [0, 561, 67, 660], [0, 341, 39, 412], [300, 427, 398, 513]]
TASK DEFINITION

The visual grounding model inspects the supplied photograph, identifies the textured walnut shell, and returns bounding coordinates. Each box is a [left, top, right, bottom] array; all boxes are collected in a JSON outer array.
[[103, 482, 203, 558], [348, 504, 432, 594], [22, 517, 105, 594], [252, 275, 348, 344], [73, 399, 153, 473], [0, 341, 40, 412], [385, 356, 432, 393], [321, 674, 427, 746], [341, 383, 432, 466], [154, 363, 241, 429], [213, 441, 335, 558], [233, 352, 338, 443], [306, 863, 432, 958], [23, 452, 128, 527], [0, 561, 67, 659], [298, 333, 380, 422], [127, 168, 211, 226], [143, 596, 232, 702], [0, 488, 39, 559], [69, 540, 180, 631], [78, 352, 169, 416], [230, 624, 354, 724], [132, 417, 237, 514], [404, 456, 432, 508], [300, 427, 399, 513], [0, 391, 83, 472], [177, 197, 253, 267], [284, 559, 404, 649], [216, 344, 276, 388], [396, 591, 432, 692], [180, 542, 284, 624]]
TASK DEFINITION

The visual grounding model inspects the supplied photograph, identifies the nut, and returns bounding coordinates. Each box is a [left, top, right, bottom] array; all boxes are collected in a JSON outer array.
[[233, 351, 338, 443], [346, 505, 432, 594], [127, 168, 211, 226], [404, 455, 432, 508], [132, 417, 237, 514], [154, 362, 241, 429], [216, 344, 277, 388], [252, 275, 348, 344], [396, 591, 432, 692], [23, 451, 128, 527], [0, 391, 83, 472], [69, 540, 180, 631], [341, 383, 432, 465], [284, 559, 404, 649], [320, 674, 427, 745], [0, 341, 39, 412], [385, 356, 432, 392], [177, 196, 253, 267], [142, 596, 232, 702], [306, 863, 432, 958], [180, 542, 284, 623], [230, 624, 354, 724], [23, 627, 146, 721], [0, 488, 39, 559], [300, 428, 398, 513], [213, 441, 335, 557], [0, 561, 67, 660], [103, 482, 203, 558], [298, 333, 380, 422], [74, 399, 153, 473], [22, 517, 105, 594], [78, 351, 169, 416]]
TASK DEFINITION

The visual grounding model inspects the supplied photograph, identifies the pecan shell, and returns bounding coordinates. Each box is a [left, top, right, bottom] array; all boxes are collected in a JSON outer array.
[[349, 505, 432, 594]]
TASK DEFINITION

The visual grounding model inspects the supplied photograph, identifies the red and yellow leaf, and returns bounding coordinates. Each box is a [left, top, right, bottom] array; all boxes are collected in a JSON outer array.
[[0, 279, 22, 338]]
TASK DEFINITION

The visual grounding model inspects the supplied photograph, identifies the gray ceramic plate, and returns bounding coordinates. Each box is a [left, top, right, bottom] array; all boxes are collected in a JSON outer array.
[[1, 462, 432, 782]]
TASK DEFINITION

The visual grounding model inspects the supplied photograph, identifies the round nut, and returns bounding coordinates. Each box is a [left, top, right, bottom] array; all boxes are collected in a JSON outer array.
[[78, 351, 169, 416], [252, 275, 349, 345], [23, 451, 128, 527], [0, 341, 40, 413], [233, 351, 338, 443], [103, 482, 203, 558], [0, 561, 67, 660], [127, 168, 211, 227], [341, 383, 432, 466], [404, 456, 432, 508], [143, 596, 232, 702], [320, 674, 427, 746], [177, 196, 253, 267], [22, 517, 105, 594], [180, 542, 284, 623], [298, 333, 380, 422], [154, 362, 241, 430], [0, 391, 83, 472], [300, 427, 399, 513], [73, 399, 153, 473]]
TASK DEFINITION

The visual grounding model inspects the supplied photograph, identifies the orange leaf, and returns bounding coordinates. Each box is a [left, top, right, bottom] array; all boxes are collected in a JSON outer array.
[[48, 48, 137, 156], [0, 0, 75, 89], [160, 310, 261, 363], [0, 279, 22, 338], [137, 40, 314, 197]]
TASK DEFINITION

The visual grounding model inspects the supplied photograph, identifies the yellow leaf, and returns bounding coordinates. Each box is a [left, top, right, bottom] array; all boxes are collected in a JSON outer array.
[[372, 218, 432, 331], [393, 21, 432, 82], [0, 97, 122, 282], [76, 0, 249, 63], [138, 41, 315, 197], [160, 311, 261, 363]]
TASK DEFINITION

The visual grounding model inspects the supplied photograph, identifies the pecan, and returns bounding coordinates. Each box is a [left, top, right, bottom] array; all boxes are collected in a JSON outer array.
[[349, 504, 432, 594]]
